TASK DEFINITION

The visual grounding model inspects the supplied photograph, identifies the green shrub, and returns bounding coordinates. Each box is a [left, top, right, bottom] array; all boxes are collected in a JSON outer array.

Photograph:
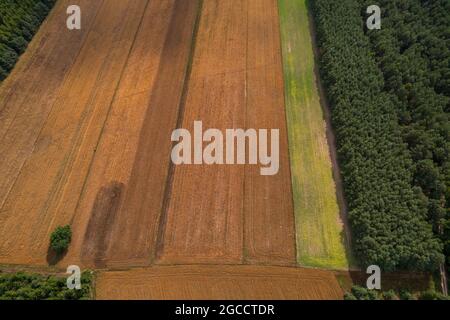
[[399, 290, 415, 300], [418, 290, 449, 300], [348, 286, 380, 300], [50, 225, 72, 254], [382, 290, 398, 300]]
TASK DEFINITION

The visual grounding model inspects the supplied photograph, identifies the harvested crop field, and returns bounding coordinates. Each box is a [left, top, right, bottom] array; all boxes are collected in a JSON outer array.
[[96, 265, 343, 300], [0, 0, 297, 268], [0, 0, 140, 265], [156, 0, 296, 266], [0, 0, 351, 299]]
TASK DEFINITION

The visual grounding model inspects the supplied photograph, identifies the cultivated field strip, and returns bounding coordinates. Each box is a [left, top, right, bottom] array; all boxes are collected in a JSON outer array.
[[0, 0, 152, 265], [278, 0, 350, 269], [61, 0, 201, 268], [0, 0, 349, 278], [156, 0, 248, 265], [244, 0, 295, 265], [0, 0, 103, 211], [96, 265, 343, 300], [0, 0, 107, 264], [156, 0, 296, 265]]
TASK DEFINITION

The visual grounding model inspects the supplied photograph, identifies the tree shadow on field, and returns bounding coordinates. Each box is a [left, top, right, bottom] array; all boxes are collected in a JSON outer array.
[[46, 247, 68, 266]]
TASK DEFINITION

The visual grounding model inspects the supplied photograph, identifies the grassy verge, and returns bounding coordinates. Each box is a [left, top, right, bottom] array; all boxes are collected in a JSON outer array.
[[278, 0, 351, 269]]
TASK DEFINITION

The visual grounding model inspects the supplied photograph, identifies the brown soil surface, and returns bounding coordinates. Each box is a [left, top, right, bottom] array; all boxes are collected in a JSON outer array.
[[0, 0, 200, 267], [62, 0, 200, 268], [156, 0, 295, 266], [0, 0, 346, 300], [244, 0, 295, 265], [96, 265, 343, 300], [0, 0, 295, 268]]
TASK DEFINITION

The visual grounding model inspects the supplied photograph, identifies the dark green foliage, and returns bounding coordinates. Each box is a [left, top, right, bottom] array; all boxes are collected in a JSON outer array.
[[345, 286, 380, 300], [358, 0, 450, 281], [382, 290, 398, 300], [418, 289, 449, 300], [311, 0, 444, 271], [0, 271, 92, 300], [50, 225, 72, 254], [399, 290, 415, 300], [344, 285, 448, 300], [0, 0, 56, 81]]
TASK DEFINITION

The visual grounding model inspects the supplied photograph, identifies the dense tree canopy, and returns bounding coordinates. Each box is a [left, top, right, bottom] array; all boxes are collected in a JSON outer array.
[[50, 225, 72, 254], [311, 0, 445, 271], [0, 0, 56, 81], [0, 271, 92, 300], [359, 0, 450, 282]]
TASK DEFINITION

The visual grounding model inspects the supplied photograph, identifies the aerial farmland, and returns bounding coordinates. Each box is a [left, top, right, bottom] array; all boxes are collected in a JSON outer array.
[[0, 0, 448, 302]]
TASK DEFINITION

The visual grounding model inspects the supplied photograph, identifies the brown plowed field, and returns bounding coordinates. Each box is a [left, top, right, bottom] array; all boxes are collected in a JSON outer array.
[[0, 0, 294, 268], [62, 0, 201, 268], [0, 0, 102, 212], [0, 0, 200, 267], [0, 0, 343, 299], [244, 0, 295, 265], [156, 0, 295, 266], [0, 0, 146, 263], [96, 265, 343, 300]]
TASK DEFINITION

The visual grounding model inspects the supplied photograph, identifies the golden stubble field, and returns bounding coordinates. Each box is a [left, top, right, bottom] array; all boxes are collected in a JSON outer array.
[[0, 0, 348, 299]]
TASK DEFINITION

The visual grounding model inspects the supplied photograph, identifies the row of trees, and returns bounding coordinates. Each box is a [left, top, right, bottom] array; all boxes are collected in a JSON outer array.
[[344, 285, 448, 300], [0, 271, 92, 300], [359, 0, 450, 285], [311, 0, 444, 271], [0, 0, 56, 80]]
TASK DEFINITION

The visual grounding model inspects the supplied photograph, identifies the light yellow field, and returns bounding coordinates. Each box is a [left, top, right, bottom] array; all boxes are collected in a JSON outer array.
[[278, 0, 352, 269]]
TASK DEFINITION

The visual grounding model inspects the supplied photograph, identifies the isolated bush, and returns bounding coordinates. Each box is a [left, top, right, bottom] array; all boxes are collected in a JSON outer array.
[[50, 225, 72, 254]]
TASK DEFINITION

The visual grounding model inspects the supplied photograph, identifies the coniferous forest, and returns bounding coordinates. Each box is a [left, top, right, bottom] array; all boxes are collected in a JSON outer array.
[[311, 0, 448, 272], [0, 0, 56, 81]]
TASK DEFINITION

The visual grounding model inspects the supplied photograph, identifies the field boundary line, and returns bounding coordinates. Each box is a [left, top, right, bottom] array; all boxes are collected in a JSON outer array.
[[154, 0, 205, 262]]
